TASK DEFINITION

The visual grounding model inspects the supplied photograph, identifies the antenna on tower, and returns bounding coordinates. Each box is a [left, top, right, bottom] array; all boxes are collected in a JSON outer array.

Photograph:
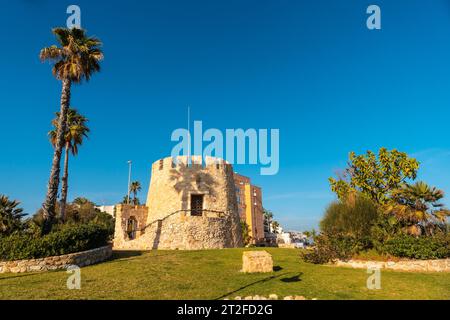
[[187, 105, 191, 166]]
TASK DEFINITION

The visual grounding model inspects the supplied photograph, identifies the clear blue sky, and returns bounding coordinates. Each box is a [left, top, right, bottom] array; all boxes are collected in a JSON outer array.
[[1, 0, 450, 231]]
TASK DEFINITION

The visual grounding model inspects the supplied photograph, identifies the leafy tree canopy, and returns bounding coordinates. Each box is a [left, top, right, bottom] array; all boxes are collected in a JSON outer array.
[[329, 148, 419, 205]]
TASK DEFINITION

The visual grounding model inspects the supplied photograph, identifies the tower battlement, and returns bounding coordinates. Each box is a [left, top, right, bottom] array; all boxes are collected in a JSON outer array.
[[150, 156, 232, 174]]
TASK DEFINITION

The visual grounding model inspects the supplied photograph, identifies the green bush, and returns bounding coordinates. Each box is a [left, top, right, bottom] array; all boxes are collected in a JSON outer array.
[[0, 223, 111, 261], [380, 234, 450, 260], [302, 233, 370, 264], [320, 196, 379, 239]]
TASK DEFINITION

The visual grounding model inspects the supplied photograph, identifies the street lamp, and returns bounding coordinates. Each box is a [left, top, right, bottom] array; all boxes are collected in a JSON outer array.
[[127, 160, 132, 205]]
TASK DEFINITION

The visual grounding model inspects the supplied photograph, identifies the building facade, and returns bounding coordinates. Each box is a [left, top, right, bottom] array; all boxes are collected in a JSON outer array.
[[113, 156, 243, 250], [233, 173, 265, 244]]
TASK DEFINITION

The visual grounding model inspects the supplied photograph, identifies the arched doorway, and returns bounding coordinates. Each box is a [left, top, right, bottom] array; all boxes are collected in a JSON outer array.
[[127, 216, 138, 240]]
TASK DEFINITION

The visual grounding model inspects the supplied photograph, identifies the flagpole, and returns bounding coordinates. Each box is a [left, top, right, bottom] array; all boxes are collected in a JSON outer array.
[[187, 105, 191, 166]]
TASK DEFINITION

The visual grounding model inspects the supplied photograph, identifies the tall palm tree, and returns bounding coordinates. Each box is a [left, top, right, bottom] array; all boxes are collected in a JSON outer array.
[[0, 195, 26, 235], [40, 27, 103, 234], [129, 181, 142, 205], [49, 108, 89, 221]]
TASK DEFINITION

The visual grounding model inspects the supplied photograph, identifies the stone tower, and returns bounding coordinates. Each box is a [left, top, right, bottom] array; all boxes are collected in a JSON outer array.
[[113, 156, 243, 250]]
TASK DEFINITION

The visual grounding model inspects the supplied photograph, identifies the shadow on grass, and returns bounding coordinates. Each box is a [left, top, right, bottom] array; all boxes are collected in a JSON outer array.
[[280, 273, 303, 283], [112, 251, 144, 260], [273, 266, 283, 272], [108, 249, 199, 264], [214, 271, 303, 300], [0, 273, 41, 281]]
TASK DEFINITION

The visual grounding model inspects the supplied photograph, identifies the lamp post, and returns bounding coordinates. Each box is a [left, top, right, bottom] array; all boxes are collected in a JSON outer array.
[[127, 160, 132, 204]]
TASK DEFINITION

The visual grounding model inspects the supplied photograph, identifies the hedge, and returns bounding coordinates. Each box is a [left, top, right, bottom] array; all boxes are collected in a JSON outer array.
[[380, 234, 450, 260], [0, 223, 111, 261]]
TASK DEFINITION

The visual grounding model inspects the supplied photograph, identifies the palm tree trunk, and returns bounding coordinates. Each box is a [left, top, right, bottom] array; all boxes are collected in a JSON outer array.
[[42, 78, 71, 234], [60, 142, 70, 222]]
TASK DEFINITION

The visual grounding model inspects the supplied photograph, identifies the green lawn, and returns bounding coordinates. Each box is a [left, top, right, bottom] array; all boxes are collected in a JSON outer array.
[[0, 248, 448, 300]]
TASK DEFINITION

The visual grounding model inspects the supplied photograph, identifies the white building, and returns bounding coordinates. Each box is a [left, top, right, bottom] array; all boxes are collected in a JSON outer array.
[[95, 205, 115, 216]]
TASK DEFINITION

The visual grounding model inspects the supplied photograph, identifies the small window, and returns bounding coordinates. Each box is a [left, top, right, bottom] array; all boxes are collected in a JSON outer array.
[[159, 159, 164, 170], [190, 194, 204, 216]]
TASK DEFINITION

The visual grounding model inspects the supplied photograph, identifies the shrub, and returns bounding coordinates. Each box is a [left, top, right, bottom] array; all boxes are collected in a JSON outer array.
[[379, 233, 450, 260], [302, 233, 370, 264], [320, 196, 379, 239], [0, 223, 111, 261], [240, 221, 252, 246]]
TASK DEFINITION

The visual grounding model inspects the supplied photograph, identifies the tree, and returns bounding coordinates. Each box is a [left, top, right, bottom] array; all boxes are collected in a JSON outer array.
[[129, 181, 142, 205], [31, 197, 114, 236], [263, 208, 273, 220], [40, 27, 103, 234], [49, 108, 89, 221], [121, 195, 130, 205], [385, 181, 450, 236], [329, 148, 419, 205], [271, 221, 280, 233], [0, 195, 26, 235], [72, 197, 95, 207]]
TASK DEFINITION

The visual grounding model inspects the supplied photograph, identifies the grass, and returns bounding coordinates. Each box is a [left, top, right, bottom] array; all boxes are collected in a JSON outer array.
[[0, 248, 448, 300]]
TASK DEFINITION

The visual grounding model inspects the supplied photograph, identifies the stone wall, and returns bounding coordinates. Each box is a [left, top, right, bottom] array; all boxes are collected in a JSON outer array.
[[0, 245, 112, 274], [114, 208, 241, 250], [334, 258, 450, 272]]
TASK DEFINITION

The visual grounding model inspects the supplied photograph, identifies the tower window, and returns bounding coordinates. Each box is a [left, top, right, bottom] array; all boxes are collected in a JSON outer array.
[[190, 194, 204, 216]]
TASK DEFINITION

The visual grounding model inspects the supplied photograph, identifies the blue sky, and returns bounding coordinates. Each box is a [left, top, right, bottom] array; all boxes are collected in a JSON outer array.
[[1, 0, 450, 231]]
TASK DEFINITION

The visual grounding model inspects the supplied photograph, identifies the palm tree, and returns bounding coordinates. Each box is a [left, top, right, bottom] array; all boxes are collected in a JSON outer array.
[[40, 27, 103, 234], [0, 195, 26, 235], [129, 181, 142, 205], [49, 108, 89, 221], [386, 181, 450, 235], [271, 221, 280, 233], [263, 209, 273, 220]]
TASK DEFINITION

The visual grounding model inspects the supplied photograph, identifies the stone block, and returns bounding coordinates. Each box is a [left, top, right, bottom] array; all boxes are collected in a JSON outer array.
[[242, 251, 273, 273]]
